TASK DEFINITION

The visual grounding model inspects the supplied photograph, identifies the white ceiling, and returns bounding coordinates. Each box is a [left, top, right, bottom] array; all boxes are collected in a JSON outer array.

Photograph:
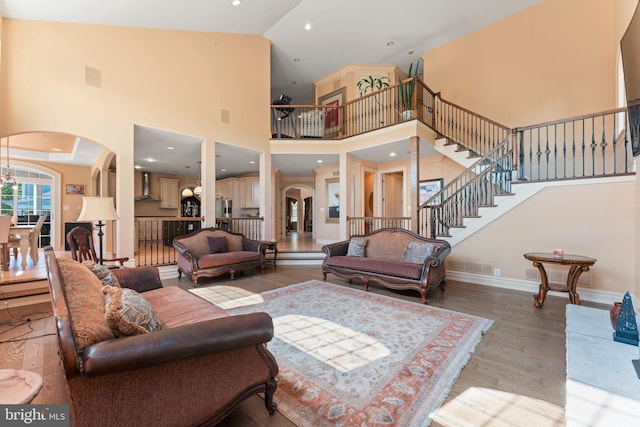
[[0, 0, 541, 178]]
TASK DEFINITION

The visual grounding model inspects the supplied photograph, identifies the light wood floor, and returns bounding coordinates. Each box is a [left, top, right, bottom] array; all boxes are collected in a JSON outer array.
[[0, 263, 607, 426]]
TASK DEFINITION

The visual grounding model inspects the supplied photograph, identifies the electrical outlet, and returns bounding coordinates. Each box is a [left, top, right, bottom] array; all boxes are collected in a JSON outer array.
[[493, 268, 501, 277]]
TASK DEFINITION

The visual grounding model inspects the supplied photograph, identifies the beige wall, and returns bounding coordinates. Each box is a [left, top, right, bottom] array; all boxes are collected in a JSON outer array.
[[452, 180, 635, 295], [0, 19, 271, 257], [421, 0, 616, 128]]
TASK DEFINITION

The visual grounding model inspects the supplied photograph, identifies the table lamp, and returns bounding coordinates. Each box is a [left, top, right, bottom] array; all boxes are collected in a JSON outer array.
[[77, 196, 119, 264]]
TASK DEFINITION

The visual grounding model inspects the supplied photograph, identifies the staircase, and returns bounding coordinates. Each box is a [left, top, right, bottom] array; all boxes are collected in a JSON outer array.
[[419, 96, 634, 245]]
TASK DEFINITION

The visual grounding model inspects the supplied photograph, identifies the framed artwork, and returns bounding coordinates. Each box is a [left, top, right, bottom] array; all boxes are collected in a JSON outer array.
[[419, 178, 444, 206], [65, 184, 85, 195], [325, 177, 340, 223], [319, 87, 346, 138]]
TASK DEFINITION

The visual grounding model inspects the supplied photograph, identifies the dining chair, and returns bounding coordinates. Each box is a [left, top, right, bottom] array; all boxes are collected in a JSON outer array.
[[0, 216, 12, 271], [7, 215, 45, 264], [66, 226, 128, 267], [27, 215, 47, 264]]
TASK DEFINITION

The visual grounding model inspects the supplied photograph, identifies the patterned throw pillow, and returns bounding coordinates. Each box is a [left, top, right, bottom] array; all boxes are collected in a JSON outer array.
[[84, 261, 121, 287], [207, 236, 228, 254], [58, 258, 115, 351], [102, 286, 165, 337], [347, 237, 367, 257], [402, 241, 438, 264]]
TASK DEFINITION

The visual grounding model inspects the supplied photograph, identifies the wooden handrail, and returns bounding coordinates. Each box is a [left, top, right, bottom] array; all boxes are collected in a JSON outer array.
[[515, 107, 627, 131]]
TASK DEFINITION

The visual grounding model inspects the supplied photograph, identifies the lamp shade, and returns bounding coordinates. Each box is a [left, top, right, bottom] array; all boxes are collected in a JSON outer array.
[[193, 185, 202, 196], [77, 197, 120, 221]]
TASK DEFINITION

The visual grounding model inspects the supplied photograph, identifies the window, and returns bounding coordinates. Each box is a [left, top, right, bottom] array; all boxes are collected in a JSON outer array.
[[0, 166, 53, 247], [290, 201, 298, 223]]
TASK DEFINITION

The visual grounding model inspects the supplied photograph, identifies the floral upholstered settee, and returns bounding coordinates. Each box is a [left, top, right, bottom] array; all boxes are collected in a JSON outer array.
[[322, 228, 451, 303], [44, 248, 278, 426], [173, 227, 270, 285]]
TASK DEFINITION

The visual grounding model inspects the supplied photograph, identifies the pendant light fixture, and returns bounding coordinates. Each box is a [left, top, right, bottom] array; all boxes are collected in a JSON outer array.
[[181, 166, 194, 198], [193, 161, 202, 197]]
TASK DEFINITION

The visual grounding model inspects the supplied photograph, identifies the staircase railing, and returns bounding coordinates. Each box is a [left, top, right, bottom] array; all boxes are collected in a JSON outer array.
[[434, 94, 511, 157], [418, 135, 514, 238], [419, 106, 634, 238], [515, 107, 632, 181]]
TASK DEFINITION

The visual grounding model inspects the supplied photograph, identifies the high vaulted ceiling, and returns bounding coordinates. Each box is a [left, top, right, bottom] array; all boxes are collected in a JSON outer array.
[[0, 0, 541, 177]]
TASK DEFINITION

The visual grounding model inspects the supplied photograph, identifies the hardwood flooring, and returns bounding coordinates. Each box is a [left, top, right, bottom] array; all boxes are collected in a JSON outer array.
[[0, 263, 607, 426]]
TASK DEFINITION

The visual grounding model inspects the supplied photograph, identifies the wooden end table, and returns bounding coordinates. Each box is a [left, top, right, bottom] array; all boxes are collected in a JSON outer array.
[[523, 252, 596, 309]]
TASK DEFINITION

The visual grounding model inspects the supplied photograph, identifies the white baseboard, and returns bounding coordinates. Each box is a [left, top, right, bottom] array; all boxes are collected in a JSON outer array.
[[447, 270, 628, 306]]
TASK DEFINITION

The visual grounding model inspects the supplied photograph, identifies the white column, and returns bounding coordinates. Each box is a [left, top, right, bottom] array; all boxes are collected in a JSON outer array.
[[201, 139, 216, 227], [339, 152, 352, 240], [260, 152, 273, 240]]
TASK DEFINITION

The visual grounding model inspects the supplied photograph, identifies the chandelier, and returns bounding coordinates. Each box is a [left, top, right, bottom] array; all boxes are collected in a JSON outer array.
[[181, 166, 193, 198], [193, 161, 202, 197], [2, 137, 17, 190]]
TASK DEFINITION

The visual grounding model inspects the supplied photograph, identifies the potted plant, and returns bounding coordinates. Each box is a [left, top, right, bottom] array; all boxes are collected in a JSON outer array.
[[356, 75, 390, 97], [399, 59, 421, 121]]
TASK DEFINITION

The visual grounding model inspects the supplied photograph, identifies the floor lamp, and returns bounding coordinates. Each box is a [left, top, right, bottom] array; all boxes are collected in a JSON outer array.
[[77, 197, 119, 265]]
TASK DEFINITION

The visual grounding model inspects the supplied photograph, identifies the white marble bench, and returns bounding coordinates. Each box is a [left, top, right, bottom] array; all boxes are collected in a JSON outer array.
[[565, 304, 640, 426]]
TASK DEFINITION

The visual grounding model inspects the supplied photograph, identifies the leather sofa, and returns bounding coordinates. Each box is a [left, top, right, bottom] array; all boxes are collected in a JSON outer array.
[[44, 248, 278, 426], [173, 227, 270, 285], [322, 228, 451, 303]]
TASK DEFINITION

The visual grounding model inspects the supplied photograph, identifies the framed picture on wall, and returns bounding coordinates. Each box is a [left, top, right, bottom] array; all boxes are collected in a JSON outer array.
[[419, 178, 443, 206], [65, 184, 85, 195], [319, 87, 346, 138], [325, 177, 340, 223]]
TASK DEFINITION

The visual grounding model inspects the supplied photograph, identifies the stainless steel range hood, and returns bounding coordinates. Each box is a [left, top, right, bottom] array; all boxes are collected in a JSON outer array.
[[136, 172, 159, 201]]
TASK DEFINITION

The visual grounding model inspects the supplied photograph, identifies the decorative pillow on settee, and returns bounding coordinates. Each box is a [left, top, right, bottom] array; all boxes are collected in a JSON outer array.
[[402, 241, 438, 264], [102, 286, 165, 337], [84, 261, 121, 287], [207, 236, 229, 254], [347, 237, 367, 257]]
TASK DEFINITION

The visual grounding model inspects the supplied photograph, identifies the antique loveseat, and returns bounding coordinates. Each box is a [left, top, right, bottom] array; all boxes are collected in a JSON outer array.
[[322, 228, 451, 303], [173, 227, 270, 285], [44, 248, 278, 426]]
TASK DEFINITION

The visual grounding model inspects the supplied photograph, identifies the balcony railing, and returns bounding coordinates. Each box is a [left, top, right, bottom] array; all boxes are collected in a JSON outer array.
[[271, 77, 435, 140]]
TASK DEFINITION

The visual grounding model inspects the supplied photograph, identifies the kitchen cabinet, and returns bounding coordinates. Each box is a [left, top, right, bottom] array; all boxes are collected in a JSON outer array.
[[240, 177, 260, 208], [216, 179, 234, 200], [159, 177, 180, 209]]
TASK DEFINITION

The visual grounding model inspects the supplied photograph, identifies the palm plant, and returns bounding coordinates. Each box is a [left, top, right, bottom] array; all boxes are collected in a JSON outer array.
[[399, 60, 421, 112], [357, 75, 390, 97]]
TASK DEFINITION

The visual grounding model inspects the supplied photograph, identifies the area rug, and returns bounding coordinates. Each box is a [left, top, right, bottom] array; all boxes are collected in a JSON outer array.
[[189, 281, 493, 426]]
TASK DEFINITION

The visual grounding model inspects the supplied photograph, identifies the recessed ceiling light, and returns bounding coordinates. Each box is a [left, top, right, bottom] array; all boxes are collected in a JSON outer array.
[[221, 168, 227, 172], [134, 165, 141, 169], [167, 146, 174, 150], [146, 158, 155, 162], [250, 161, 255, 164], [51, 148, 62, 152], [305, 23, 311, 31], [232, 0, 241, 6], [317, 159, 323, 163], [390, 152, 396, 157]]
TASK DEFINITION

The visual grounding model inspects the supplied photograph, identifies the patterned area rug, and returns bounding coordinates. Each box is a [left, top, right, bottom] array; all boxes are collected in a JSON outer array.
[[189, 281, 493, 427]]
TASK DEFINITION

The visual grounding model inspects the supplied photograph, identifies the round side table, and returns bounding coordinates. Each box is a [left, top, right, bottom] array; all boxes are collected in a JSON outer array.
[[0, 369, 44, 404]]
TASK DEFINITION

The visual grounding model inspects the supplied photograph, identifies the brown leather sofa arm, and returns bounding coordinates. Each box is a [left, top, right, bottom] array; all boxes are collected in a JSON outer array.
[[322, 241, 349, 257], [82, 312, 274, 377], [111, 266, 163, 293]]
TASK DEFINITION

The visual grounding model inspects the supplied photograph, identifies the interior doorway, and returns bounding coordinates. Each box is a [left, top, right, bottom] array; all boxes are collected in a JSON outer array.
[[382, 171, 403, 217]]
